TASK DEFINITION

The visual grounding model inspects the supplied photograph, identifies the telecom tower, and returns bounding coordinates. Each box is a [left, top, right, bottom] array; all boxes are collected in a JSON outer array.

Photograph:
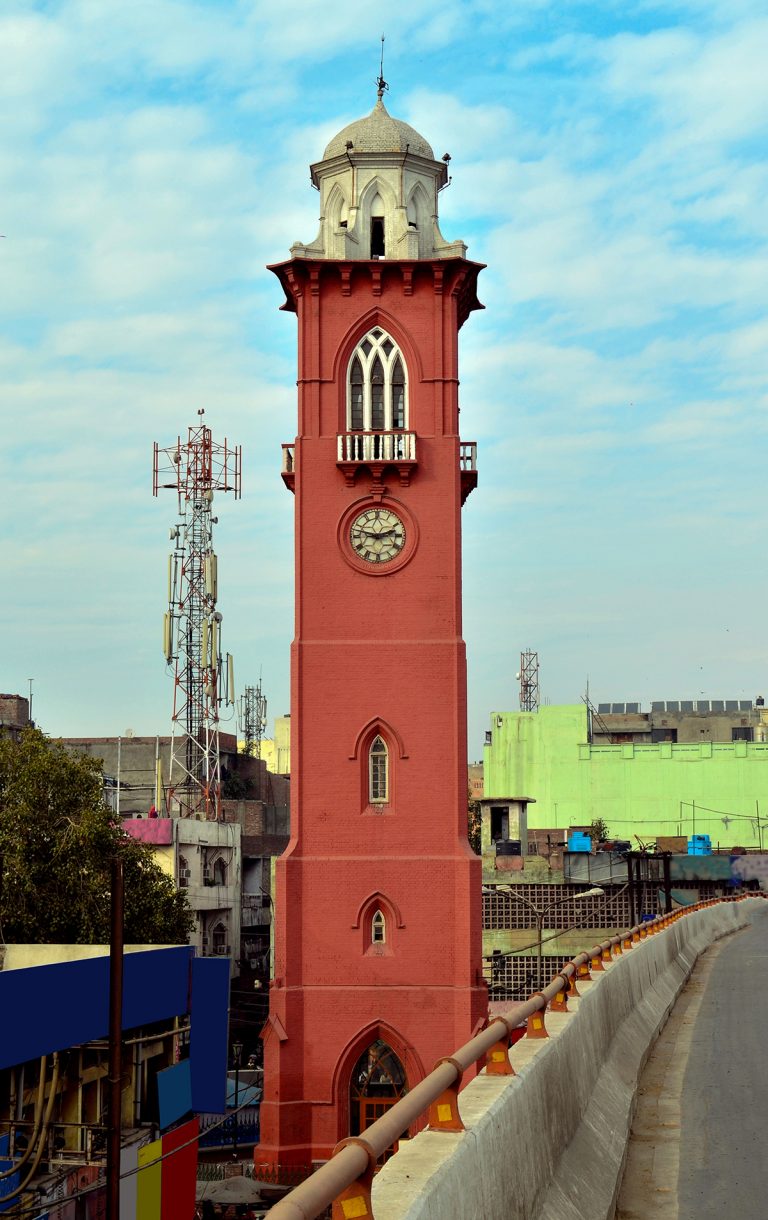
[[518, 649, 540, 712], [153, 410, 241, 819], [239, 681, 267, 758]]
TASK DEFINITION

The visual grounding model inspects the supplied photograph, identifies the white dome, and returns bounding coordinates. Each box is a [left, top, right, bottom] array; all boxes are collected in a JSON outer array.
[[323, 98, 435, 161]]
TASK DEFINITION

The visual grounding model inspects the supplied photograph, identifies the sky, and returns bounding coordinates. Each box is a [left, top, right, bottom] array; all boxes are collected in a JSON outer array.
[[2, 0, 767, 757]]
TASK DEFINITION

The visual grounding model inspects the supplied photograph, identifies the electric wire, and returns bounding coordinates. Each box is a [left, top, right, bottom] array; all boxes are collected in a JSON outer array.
[[1, 1082, 262, 1218], [0, 1058, 46, 1180]]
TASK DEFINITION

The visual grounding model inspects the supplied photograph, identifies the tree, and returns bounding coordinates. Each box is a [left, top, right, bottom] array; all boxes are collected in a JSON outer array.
[[590, 817, 610, 844], [467, 787, 482, 855], [0, 728, 193, 944]]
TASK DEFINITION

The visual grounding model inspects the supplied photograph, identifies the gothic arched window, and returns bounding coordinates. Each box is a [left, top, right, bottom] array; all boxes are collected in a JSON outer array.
[[371, 910, 386, 945], [212, 922, 227, 955], [369, 735, 388, 804], [347, 330, 408, 435]]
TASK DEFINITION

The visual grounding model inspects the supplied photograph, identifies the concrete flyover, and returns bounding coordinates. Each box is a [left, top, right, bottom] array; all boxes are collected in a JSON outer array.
[[370, 897, 763, 1220]]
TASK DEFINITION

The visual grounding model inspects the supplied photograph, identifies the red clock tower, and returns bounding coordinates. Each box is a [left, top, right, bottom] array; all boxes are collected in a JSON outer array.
[[257, 86, 486, 1171]]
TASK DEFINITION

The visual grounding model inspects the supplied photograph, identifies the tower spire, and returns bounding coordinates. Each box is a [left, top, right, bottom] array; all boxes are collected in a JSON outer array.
[[376, 34, 388, 100]]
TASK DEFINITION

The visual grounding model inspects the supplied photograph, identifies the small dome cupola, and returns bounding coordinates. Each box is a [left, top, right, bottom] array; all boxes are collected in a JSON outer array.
[[290, 84, 467, 262], [321, 97, 436, 162]]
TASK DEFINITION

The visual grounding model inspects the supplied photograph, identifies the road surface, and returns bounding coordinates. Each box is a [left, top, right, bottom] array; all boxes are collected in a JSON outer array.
[[677, 902, 768, 1218]]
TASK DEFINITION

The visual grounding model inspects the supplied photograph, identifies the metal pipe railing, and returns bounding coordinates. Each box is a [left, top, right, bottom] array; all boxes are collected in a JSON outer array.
[[267, 895, 758, 1220]]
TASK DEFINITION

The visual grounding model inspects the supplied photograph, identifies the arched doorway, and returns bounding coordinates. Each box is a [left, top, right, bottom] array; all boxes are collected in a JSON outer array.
[[349, 1040, 406, 1156]]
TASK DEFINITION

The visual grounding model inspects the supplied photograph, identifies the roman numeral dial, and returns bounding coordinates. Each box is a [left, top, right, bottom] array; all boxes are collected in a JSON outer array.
[[349, 507, 406, 564]]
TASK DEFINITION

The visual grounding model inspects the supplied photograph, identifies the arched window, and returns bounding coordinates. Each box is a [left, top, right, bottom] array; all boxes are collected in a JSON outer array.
[[350, 1041, 406, 1146], [212, 856, 227, 886], [347, 330, 408, 434], [369, 736, 388, 804], [371, 910, 386, 945], [212, 922, 228, 955]]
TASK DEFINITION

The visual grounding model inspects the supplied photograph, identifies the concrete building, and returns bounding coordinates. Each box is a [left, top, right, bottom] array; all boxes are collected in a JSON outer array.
[[123, 816, 242, 969], [61, 731, 282, 818], [483, 703, 768, 850], [61, 732, 290, 986], [256, 714, 291, 776], [590, 697, 767, 745], [468, 761, 483, 802], [0, 693, 31, 741]]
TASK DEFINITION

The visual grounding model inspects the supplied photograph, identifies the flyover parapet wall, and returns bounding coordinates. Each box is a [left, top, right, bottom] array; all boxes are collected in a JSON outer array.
[[267, 897, 765, 1220], [373, 899, 758, 1220]]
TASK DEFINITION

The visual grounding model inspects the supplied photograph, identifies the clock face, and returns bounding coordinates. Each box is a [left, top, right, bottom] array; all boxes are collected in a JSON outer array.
[[349, 507, 406, 565]]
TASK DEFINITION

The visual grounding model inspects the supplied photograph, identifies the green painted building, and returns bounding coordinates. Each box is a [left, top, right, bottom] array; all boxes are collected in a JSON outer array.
[[483, 705, 768, 850]]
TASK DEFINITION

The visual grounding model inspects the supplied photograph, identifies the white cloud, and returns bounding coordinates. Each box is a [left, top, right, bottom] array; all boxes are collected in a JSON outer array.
[[1, 0, 766, 745], [599, 18, 768, 146]]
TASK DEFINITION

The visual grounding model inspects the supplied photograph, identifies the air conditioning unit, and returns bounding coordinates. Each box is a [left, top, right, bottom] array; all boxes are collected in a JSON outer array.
[[202, 868, 214, 886], [213, 944, 230, 956], [179, 868, 190, 888]]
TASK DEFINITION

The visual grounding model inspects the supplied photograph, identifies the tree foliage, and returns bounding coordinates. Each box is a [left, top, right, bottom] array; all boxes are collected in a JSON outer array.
[[467, 788, 482, 855], [0, 729, 193, 944], [590, 817, 611, 844]]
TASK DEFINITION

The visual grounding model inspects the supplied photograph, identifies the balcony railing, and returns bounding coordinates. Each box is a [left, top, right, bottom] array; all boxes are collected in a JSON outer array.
[[281, 434, 477, 499], [459, 440, 478, 503], [242, 894, 272, 926], [281, 443, 296, 492], [337, 431, 416, 463]]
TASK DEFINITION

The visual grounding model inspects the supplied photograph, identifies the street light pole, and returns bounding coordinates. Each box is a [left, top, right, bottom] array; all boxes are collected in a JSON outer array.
[[495, 885, 605, 993], [536, 912, 544, 992], [231, 1040, 243, 1162]]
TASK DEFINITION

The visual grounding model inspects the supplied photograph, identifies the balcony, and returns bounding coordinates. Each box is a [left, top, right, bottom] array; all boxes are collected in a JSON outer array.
[[282, 435, 477, 499], [337, 430, 417, 487], [242, 893, 272, 927], [281, 443, 295, 492], [460, 441, 478, 504]]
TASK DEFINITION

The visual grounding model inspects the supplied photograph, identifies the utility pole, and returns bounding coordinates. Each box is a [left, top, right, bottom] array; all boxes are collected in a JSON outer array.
[[107, 857, 125, 1220], [662, 853, 673, 914]]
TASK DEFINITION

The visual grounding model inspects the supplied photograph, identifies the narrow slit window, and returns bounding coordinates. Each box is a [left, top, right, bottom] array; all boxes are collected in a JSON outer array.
[[350, 358, 364, 431], [371, 218, 385, 257], [371, 910, 386, 944], [370, 357, 385, 431], [369, 735, 388, 803], [391, 358, 405, 430]]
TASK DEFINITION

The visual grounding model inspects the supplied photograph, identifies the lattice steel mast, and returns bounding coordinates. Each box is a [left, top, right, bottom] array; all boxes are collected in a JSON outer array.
[[240, 680, 267, 758], [518, 649, 540, 712], [153, 410, 241, 818]]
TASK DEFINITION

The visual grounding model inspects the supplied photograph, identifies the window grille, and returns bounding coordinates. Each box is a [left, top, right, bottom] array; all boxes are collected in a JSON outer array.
[[482, 885, 634, 930]]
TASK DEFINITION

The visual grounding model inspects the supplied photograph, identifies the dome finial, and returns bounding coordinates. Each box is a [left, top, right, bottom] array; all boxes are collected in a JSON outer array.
[[376, 34, 389, 102]]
